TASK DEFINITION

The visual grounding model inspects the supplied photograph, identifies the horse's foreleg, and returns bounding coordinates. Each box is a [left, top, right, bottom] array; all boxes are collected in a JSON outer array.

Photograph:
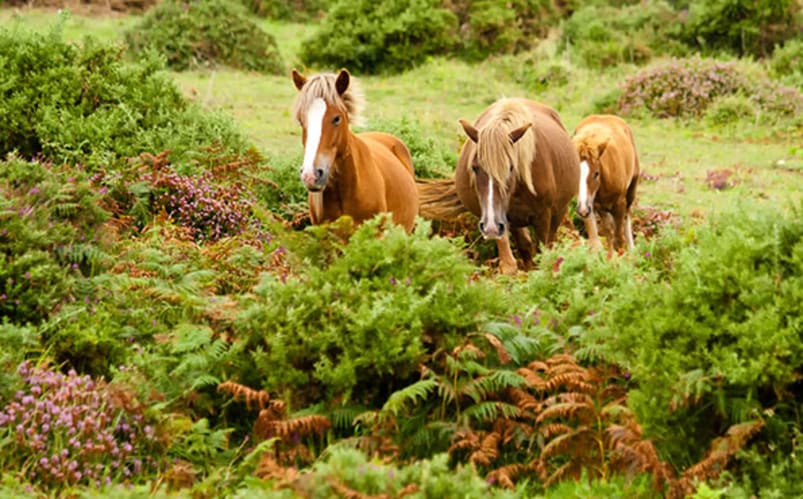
[[511, 227, 534, 270], [533, 209, 552, 253], [624, 212, 635, 249], [611, 200, 628, 251], [496, 234, 518, 275], [583, 211, 603, 250]]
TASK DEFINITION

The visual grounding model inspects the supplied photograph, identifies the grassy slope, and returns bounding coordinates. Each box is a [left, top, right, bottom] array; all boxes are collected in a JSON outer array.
[[2, 7, 801, 224]]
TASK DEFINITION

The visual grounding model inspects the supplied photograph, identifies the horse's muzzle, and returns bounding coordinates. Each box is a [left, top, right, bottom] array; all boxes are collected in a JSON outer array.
[[479, 220, 506, 239]]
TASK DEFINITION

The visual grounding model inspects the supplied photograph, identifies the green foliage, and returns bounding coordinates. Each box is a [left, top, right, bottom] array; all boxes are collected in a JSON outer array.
[[303, 448, 520, 497], [0, 23, 246, 170], [125, 0, 284, 74], [581, 204, 803, 465], [299, 0, 458, 74], [240, 0, 331, 20], [449, 0, 558, 61], [233, 217, 509, 406], [365, 117, 456, 179], [562, 1, 683, 68], [680, 0, 802, 58], [704, 94, 758, 127], [770, 38, 803, 87]]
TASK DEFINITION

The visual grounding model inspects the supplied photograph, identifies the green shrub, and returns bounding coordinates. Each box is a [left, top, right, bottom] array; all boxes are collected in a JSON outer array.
[[704, 94, 758, 126], [233, 218, 509, 407], [299, 0, 458, 74], [448, 0, 558, 61], [770, 38, 803, 87], [0, 25, 246, 170], [680, 0, 802, 58], [240, 0, 331, 20], [562, 1, 683, 68], [581, 204, 803, 466], [126, 0, 284, 74]]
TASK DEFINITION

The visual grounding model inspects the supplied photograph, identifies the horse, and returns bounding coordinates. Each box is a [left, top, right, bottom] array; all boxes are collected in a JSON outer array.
[[447, 98, 580, 274], [291, 68, 418, 232], [572, 114, 640, 251]]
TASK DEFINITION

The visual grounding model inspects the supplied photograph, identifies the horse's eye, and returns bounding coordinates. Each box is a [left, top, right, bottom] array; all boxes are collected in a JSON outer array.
[[471, 165, 479, 174], [332, 115, 341, 125], [509, 163, 514, 173], [593, 171, 600, 179]]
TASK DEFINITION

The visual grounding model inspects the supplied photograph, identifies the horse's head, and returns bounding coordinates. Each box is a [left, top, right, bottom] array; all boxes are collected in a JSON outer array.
[[292, 68, 364, 192], [460, 118, 533, 239], [573, 134, 610, 218]]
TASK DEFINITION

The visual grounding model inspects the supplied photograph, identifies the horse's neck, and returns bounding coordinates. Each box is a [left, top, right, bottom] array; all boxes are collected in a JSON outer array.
[[330, 132, 369, 198]]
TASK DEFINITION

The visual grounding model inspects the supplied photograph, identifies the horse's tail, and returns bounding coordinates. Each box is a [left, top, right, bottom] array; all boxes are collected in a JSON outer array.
[[416, 177, 468, 220]]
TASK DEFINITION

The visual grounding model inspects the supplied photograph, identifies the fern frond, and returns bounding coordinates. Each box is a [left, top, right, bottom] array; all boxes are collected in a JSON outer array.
[[546, 460, 582, 486], [381, 378, 438, 416], [507, 387, 539, 412], [462, 401, 520, 424], [218, 381, 271, 411], [516, 367, 546, 390], [536, 400, 595, 424], [540, 423, 573, 439], [487, 463, 527, 489], [482, 333, 512, 364], [469, 432, 500, 467], [462, 370, 527, 403], [540, 426, 594, 460], [262, 414, 332, 440]]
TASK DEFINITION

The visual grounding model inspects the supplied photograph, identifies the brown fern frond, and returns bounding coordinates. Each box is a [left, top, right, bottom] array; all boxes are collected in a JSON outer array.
[[536, 401, 595, 424], [254, 403, 288, 440], [263, 415, 332, 441], [217, 381, 271, 411], [470, 432, 501, 467], [448, 429, 480, 454], [507, 387, 539, 413], [545, 373, 594, 393], [540, 423, 573, 439], [545, 361, 586, 377], [487, 463, 527, 489], [254, 453, 298, 483], [527, 360, 549, 372], [540, 426, 594, 460], [545, 353, 578, 367], [516, 367, 546, 390], [398, 484, 419, 497], [546, 460, 582, 487], [483, 333, 512, 364], [669, 419, 764, 499], [453, 342, 485, 360]]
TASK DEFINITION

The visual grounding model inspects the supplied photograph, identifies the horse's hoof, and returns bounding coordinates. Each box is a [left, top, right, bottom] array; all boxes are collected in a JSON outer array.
[[499, 262, 518, 275]]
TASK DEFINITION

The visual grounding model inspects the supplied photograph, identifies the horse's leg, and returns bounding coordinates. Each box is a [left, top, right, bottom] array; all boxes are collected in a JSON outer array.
[[496, 234, 518, 275], [532, 208, 552, 254], [625, 212, 635, 249], [624, 175, 639, 250], [548, 209, 565, 247], [511, 227, 534, 270], [583, 211, 603, 250], [611, 200, 628, 251]]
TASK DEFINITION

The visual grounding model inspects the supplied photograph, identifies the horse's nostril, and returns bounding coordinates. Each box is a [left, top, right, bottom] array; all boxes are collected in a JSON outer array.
[[315, 168, 324, 180], [498, 222, 506, 234], [479, 221, 486, 233]]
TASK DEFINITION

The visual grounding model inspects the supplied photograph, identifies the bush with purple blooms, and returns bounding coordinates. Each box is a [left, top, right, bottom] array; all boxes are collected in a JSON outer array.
[[0, 362, 162, 491]]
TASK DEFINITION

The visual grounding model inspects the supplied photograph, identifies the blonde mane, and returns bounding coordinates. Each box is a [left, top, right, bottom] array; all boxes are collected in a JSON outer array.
[[293, 72, 365, 128], [572, 131, 610, 163], [475, 99, 537, 196]]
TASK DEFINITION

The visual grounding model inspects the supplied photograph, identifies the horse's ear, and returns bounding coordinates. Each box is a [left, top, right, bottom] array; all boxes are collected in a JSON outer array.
[[335, 69, 350, 95], [509, 123, 532, 144], [597, 137, 611, 158], [292, 69, 306, 91], [459, 119, 479, 143]]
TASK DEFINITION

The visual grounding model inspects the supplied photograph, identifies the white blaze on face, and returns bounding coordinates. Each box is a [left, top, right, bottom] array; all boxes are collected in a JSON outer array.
[[578, 160, 590, 214], [482, 177, 496, 233], [300, 98, 327, 183]]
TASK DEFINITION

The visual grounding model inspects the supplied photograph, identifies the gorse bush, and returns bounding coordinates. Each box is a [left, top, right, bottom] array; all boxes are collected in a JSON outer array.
[[0, 24, 245, 170], [618, 56, 803, 120], [562, 1, 683, 68], [299, 0, 458, 74], [680, 0, 802, 58], [233, 218, 510, 407], [0, 362, 162, 491], [125, 0, 284, 74]]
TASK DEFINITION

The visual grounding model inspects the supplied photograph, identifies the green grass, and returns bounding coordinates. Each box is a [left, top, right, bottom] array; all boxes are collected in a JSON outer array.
[[2, 6, 801, 223]]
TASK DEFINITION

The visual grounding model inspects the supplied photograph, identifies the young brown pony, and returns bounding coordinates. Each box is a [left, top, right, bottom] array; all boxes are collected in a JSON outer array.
[[572, 114, 640, 251], [455, 98, 580, 274], [291, 69, 418, 232]]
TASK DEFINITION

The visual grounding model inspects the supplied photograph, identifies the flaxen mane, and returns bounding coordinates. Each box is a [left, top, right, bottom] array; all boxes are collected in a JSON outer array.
[[475, 99, 537, 196], [292, 72, 365, 127], [573, 131, 611, 162]]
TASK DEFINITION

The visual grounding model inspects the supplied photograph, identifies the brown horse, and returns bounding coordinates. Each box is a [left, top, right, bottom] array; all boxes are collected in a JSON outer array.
[[291, 69, 418, 232], [453, 98, 580, 274], [572, 114, 640, 251]]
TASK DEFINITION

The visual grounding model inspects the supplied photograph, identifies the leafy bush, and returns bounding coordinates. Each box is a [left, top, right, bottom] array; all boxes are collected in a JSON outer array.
[[770, 38, 803, 87], [240, 0, 330, 20], [125, 0, 284, 73], [0, 25, 246, 170], [562, 1, 683, 68], [0, 362, 162, 492], [704, 94, 758, 126], [680, 0, 802, 58], [448, 0, 558, 61], [580, 204, 803, 466], [233, 218, 509, 407], [618, 56, 802, 120], [299, 0, 458, 74], [366, 117, 456, 179]]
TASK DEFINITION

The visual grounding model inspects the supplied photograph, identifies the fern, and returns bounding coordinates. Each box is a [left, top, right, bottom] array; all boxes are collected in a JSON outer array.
[[381, 378, 439, 416]]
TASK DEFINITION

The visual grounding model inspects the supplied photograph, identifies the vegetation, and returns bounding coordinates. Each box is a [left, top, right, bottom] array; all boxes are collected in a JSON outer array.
[[0, 1, 802, 497]]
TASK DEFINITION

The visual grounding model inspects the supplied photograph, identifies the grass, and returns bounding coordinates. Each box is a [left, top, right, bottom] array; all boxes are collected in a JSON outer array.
[[2, 6, 801, 225]]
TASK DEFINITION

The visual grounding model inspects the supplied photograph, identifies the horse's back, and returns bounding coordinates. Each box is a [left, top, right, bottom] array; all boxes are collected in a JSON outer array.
[[357, 132, 418, 231]]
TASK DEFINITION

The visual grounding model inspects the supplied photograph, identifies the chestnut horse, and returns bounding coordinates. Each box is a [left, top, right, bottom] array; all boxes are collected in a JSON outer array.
[[292, 69, 418, 232], [572, 114, 640, 251], [454, 98, 580, 274]]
